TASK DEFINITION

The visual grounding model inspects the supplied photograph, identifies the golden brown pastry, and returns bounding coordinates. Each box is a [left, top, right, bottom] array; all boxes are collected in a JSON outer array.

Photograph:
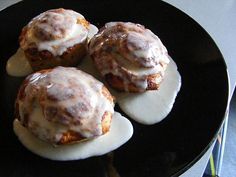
[[15, 66, 114, 145], [19, 8, 92, 71], [89, 22, 170, 92]]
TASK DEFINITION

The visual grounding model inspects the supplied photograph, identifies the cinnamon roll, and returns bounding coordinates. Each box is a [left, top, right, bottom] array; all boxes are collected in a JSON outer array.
[[89, 22, 170, 92], [15, 66, 114, 145], [18, 8, 97, 71]]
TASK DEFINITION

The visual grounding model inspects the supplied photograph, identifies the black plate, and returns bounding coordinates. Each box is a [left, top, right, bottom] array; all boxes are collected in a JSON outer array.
[[0, 0, 229, 176]]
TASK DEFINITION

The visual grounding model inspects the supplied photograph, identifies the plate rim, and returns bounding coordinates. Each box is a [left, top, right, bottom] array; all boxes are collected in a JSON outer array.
[[0, 0, 230, 176]]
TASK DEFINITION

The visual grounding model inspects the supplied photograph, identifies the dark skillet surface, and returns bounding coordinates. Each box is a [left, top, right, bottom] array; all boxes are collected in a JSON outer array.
[[0, 0, 229, 176]]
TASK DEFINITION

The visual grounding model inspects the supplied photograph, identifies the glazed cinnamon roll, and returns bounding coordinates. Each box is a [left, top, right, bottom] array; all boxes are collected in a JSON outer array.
[[19, 8, 96, 71], [15, 66, 114, 145], [89, 22, 170, 92]]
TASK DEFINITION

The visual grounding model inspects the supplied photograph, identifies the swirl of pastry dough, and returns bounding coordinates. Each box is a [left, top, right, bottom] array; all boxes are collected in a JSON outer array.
[[32, 10, 77, 41], [89, 22, 170, 92], [20, 8, 89, 55], [17, 8, 96, 72], [15, 67, 114, 145]]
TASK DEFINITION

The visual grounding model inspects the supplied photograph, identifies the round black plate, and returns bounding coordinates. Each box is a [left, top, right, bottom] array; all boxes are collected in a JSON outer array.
[[0, 0, 229, 177]]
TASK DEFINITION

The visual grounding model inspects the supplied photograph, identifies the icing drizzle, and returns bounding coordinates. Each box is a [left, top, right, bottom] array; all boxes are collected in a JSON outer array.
[[89, 22, 170, 91], [16, 67, 114, 144], [20, 8, 90, 56]]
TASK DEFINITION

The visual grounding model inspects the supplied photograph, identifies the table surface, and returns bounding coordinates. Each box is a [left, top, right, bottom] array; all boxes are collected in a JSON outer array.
[[1, 0, 235, 177], [164, 0, 236, 98]]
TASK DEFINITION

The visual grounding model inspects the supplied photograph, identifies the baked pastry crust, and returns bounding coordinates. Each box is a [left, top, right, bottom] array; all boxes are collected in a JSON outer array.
[[19, 8, 91, 71], [89, 22, 169, 92], [15, 67, 114, 145]]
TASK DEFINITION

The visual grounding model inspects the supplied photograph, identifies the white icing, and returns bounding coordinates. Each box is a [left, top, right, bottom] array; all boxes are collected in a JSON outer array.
[[127, 30, 169, 66], [6, 24, 97, 77], [20, 9, 92, 56], [18, 67, 114, 142], [116, 57, 181, 124], [78, 55, 181, 125], [35, 24, 88, 56], [6, 48, 33, 77], [22, 101, 67, 143], [103, 22, 170, 65], [88, 24, 98, 41], [89, 22, 170, 91], [114, 53, 165, 76], [13, 112, 133, 161]]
